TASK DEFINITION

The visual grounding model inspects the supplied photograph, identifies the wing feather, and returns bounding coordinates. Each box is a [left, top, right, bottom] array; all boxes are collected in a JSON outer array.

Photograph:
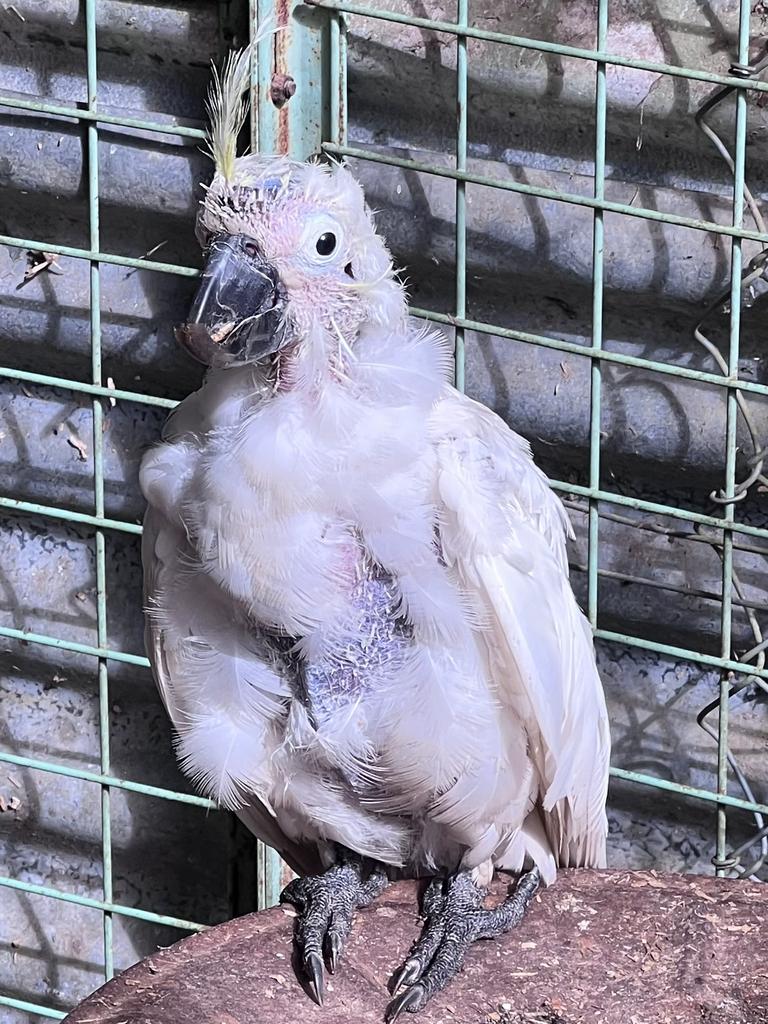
[[142, 503, 320, 878], [431, 391, 610, 877]]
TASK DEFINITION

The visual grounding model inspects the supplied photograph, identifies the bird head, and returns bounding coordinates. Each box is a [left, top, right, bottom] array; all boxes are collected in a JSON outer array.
[[176, 45, 406, 380]]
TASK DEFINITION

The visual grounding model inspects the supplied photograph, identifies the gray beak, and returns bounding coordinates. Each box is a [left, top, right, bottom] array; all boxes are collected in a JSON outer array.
[[175, 234, 287, 366]]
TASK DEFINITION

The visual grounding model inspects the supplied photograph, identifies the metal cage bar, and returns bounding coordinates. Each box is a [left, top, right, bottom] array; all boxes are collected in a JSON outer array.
[[715, 0, 751, 874], [306, 0, 768, 92], [454, 0, 468, 394], [587, 0, 608, 628], [0, 994, 66, 1021], [84, 0, 114, 979], [320, 142, 768, 245], [0, 875, 205, 932], [0, 94, 207, 139]]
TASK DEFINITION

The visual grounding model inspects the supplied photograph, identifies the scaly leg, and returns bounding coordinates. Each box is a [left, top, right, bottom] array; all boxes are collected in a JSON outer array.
[[387, 867, 541, 1020], [281, 853, 389, 1005]]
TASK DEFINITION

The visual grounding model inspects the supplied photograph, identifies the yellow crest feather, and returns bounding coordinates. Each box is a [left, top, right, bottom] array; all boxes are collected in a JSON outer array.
[[205, 21, 276, 180]]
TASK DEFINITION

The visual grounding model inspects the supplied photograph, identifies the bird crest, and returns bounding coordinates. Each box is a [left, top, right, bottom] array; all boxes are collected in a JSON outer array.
[[205, 21, 275, 181]]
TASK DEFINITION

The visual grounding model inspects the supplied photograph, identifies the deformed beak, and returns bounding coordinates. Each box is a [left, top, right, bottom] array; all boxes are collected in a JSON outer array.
[[175, 234, 287, 366]]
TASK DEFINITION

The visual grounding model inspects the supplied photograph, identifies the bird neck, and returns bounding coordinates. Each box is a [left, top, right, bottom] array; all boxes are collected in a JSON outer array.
[[271, 313, 450, 417], [273, 282, 411, 396]]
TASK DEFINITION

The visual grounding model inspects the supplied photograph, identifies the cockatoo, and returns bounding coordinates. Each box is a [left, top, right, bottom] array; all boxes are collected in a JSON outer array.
[[140, 42, 610, 1021]]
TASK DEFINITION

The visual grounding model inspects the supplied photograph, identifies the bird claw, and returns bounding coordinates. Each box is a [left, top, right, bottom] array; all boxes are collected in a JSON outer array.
[[386, 984, 425, 1022], [386, 869, 541, 1017], [390, 958, 422, 997], [304, 951, 325, 1006], [327, 932, 342, 974], [282, 859, 389, 1005]]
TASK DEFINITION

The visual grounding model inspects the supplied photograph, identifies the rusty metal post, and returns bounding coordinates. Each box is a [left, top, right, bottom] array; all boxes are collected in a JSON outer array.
[[251, 0, 330, 159]]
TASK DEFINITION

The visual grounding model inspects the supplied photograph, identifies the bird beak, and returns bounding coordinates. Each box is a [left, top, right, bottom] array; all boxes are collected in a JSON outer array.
[[175, 234, 287, 366]]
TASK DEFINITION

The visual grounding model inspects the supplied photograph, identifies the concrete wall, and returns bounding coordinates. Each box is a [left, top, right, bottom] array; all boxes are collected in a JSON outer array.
[[1, 0, 767, 1018]]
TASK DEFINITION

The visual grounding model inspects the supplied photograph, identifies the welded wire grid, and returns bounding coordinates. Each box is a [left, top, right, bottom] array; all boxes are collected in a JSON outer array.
[[0, 0, 767, 1019]]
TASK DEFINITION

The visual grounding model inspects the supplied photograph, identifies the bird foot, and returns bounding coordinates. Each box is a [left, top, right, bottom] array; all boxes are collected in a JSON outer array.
[[386, 867, 541, 1021], [281, 857, 389, 1005]]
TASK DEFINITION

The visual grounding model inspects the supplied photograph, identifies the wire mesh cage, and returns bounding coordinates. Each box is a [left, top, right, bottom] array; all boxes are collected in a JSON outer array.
[[1, 0, 768, 1019]]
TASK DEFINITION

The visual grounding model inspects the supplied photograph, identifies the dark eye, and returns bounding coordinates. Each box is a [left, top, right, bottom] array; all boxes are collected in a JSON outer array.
[[316, 232, 337, 257]]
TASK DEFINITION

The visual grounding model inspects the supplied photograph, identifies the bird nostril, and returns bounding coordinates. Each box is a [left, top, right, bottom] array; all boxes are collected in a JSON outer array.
[[244, 241, 260, 259], [344, 262, 355, 278]]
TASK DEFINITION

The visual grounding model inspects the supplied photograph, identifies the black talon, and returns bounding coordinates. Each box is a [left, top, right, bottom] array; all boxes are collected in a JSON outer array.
[[390, 957, 422, 997], [305, 951, 325, 1005], [327, 932, 342, 973], [386, 984, 426, 1021]]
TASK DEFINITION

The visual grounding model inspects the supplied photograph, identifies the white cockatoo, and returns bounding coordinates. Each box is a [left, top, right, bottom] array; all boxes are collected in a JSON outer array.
[[140, 42, 610, 1020]]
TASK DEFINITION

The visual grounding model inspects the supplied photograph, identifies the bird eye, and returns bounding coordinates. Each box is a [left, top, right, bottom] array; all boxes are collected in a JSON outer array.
[[315, 232, 337, 257]]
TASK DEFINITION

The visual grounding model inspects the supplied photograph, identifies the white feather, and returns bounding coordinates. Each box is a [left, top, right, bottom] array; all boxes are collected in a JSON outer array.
[[431, 391, 610, 872], [205, 23, 276, 181]]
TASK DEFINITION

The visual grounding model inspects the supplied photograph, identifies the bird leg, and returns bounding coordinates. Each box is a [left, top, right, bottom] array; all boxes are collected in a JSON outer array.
[[387, 867, 541, 1021], [281, 853, 389, 1005]]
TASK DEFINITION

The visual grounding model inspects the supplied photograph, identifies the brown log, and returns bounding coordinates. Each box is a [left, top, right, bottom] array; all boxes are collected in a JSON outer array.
[[63, 870, 768, 1024]]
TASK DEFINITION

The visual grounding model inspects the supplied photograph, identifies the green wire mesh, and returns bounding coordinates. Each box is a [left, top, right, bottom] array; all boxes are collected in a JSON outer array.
[[1, 0, 767, 1018]]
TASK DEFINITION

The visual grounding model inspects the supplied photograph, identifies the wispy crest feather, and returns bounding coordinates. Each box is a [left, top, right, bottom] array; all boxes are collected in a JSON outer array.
[[205, 21, 275, 180]]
